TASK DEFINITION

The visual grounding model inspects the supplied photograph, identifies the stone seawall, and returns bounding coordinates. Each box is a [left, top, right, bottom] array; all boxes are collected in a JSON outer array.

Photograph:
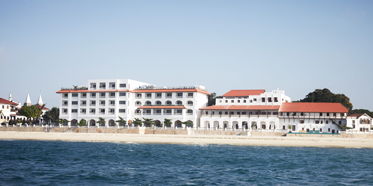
[[287, 133, 373, 139]]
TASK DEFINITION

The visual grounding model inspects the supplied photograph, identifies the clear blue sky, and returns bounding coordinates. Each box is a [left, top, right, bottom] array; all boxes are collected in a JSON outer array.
[[1, 0, 372, 110]]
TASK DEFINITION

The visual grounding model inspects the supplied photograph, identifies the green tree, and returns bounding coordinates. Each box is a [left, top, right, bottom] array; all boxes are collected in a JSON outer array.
[[78, 119, 86, 127], [142, 118, 154, 127], [132, 118, 143, 127], [164, 118, 172, 127], [116, 116, 127, 126], [208, 93, 222, 106], [182, 120, 193, 127], [19, 105, 42, 125], [57, 118, 69, 126], [42, 107, 59, 123], [97, 117, 105, 126], [297, 88, 353, 110]]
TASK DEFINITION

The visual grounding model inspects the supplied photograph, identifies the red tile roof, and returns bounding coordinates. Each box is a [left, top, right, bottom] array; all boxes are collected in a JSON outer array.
[[200, 105, 280, 110], [279, 102, 348, 113], [56, 89, 129, 93], [347, 113, 371, 119], [137, 106, 186, 109], [0, 98, 18, 106], [222, 90, 265, 97]]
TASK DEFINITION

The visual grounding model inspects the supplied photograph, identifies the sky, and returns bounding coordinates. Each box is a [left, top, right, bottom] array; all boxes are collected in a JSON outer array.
[[1, 0, 372, 110]]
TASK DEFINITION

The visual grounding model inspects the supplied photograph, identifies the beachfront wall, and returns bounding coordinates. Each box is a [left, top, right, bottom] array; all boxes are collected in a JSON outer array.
[[56, 79, 210, 128], [346, 113, 372, 132]]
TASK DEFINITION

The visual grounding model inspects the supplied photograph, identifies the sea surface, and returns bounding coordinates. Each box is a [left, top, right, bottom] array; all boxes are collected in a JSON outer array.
[[0, 140, 373, 185]]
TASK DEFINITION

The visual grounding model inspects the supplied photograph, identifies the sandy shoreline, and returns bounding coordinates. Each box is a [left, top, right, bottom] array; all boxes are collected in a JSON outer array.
[[1, 131, 373, 148]]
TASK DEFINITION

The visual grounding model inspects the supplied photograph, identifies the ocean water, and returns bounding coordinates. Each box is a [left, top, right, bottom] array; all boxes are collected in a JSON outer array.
[[0, 140, 373, 185]]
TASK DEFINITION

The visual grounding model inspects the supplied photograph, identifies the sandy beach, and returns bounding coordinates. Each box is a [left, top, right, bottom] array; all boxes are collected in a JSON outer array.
[[1, 131, 373, 148]]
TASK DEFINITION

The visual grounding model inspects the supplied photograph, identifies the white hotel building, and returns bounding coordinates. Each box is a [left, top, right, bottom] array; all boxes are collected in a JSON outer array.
[[56, 79, 210, 127]]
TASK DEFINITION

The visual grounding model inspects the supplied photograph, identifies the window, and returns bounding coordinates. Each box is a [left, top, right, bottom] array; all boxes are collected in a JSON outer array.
[[352, 120, 355, 124], [91, 93, 96, 98], [176, 101, 182, 105], [72, 109, 78, 113], [90, 101, 96, 106], [145, 101, 151, 105], [242, 112, 247, 115], [326, 120, 329, 124], [244, 100, 246, 103], [110, 92, 115, 97], [100, 109, 105, 114], [238, 100, 240, 103], [250, 100, 252, 103], [315, 120, 319, 124], [341, 113, 345, 116], [321, 120, 324, 124], [166, 93, 172, 98], [90, 83, 96, 89], [119, 84, 126, 88], [90, 109, 95, 114], [100, 93, 105, 98], [146, 93, 152, 98], [81, 93, 87, 98], [119, 109, 126, 113], [300, 112, 304, 116], [327, 113, 330, 116], [177, 93, 183, 98], [300, 120, 305, 124], [187, 93, 193, 98], [119, 101, 126, 104], [62, 101, 68, 106], [253, 98, 257, 101], [262, 98, 265, 102], [136, 93, 142, 98], [135, 101, 141, 106], [273, 112, 278, 115], [205, 111, 208, 115], [320, 113, 323, 116], [100, 101, 105, 106], [99, 83, 106, 89], [72, 101, 78, 105], [338, 121, 341, 124], [110, 100, 115, 106], [109, 82, 115, 89], [187, 109, 193, 114], [155, 109, 161, 114], [328, 128, 330, 132], [156, 93, 162, 98], [109, 109, 115, 113], [165, 109, 172, 114], [63, 109, 68, 113], [274, 97, 278, 102], [353, 124, 355, 128], [72, 93, 78, 97], [320, 128, 322, 132], [286, 112, 290, 116], [268, 98, 272, 102], [333, 113, 336, 116], [120, 92, 126, 96], [176, 110, 182, 114], [156, 101, 161, 105], [166, 101, 172, 105], [81, 109, 86, 113], [187, 101, 193, 106], [225, 100, 228, 103]]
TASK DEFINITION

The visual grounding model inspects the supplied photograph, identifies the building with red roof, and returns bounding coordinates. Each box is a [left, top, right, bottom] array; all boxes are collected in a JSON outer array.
[[346, 113, 372, 132]]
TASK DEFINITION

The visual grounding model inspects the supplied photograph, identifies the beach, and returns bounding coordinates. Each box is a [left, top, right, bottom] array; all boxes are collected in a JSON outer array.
[[1, 131, 373, 148]]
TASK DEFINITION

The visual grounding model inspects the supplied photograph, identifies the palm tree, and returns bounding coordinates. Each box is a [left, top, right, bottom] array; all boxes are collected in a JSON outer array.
[[116, 116, 127, 126], [132, 118, 142, 127], [142, 118, 154, 127], [164, 118, 172, 127], [97, 117, 106, 126]]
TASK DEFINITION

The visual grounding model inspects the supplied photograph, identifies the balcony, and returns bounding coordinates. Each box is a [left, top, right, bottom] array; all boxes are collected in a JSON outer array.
[[143, 113, 151, 115], [90, 95, 96, 98], [89, 112, 95, 115], [175, 113, 182, 115], [163, 112, 172, 115], [90, 103, 96, 106], [80, 104, 86, 106]]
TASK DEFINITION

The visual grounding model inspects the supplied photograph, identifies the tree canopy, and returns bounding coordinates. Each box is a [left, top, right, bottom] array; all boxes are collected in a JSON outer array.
[[296, 88, 353, 110], [116, 116, 127, 126], [132, 118, 142, 127], [164, 118, 172, 127], [142, 118, 154, 127], [208, 92, 222, 106], [42, 107, 59, 122], [19, 105, 42, 120]]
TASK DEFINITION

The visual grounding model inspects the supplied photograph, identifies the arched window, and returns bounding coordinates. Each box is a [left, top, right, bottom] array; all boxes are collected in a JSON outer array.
[[187, 101, 193, 106], [261, 121, 266, 129], [166, 101, 172, 105], [135, 101, 141, 106], [156, 101, 162, 105], [176, 100, 182, 105], [145, 101, 151, 105]]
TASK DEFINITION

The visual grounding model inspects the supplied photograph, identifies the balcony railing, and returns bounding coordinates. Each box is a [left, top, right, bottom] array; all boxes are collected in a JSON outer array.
[[80, 104, 86, 106], [154, 113, 162, 115], [135, 113, 141, 115], [90, 104, 96, 106], [163, 113, 172, 115]]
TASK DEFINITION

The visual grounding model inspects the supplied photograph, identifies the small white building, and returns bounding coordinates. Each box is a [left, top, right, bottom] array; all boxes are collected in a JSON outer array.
[[56, 79, 211, 128], [346, 113, 372, 132], [199, 89, 291, 130], [0, 98, 18, 123]]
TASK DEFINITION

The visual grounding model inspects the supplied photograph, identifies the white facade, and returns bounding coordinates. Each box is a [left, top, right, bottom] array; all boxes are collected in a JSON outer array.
[[346, 113, 372, 132], [200, 89, 290, 130], [57, 79, 210, 128]]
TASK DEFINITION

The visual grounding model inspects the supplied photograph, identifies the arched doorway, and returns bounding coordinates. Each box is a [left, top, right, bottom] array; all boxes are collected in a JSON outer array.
[[109, 119, 115, 127], [223, 121, 228, 129], [261, 121, 266, 129], [128, 120, 132, 127], [242, 121, 248, 129], [214, 121, 219, 128], [233, 121, 239, 129], [251, 121, 257, 130], [63, 119, 68, 126], [71, 119, 78, 126], [154, 120, 161, 127], [90, 119, 96, 127], [175, 120, 182, 127]]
